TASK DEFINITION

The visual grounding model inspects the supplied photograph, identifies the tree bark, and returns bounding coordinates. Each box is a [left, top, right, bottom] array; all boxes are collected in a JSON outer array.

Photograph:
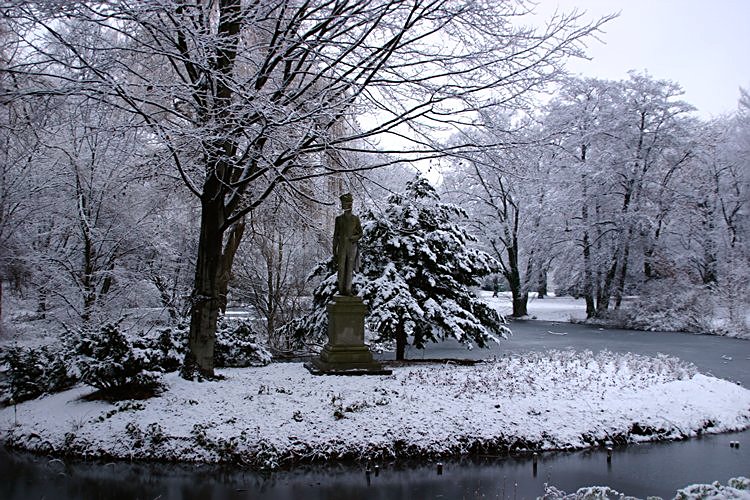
[[613, 236, 631, 309], [579, 154, 597, 319], [504, 224, 528, 317], [596, 258, 618, 316], [36, 290, 47, 319], [217, 219, 246, 314], [395, 322, 407, 361], [536, 268, 548, 298], [504, 241, 527, 316], [512, 291, 529, 317], [184, 195, 225, 378], [582, 228, 596, 318]]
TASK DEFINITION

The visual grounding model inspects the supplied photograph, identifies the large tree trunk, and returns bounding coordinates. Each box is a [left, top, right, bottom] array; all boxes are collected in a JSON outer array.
[[183, 196, 225, 379], [537, 268, 548, 298], [506, 265, 528, 317], [582, 231, 596, 318], [580, 164, 597, 319], [596, 258, 618, 316], [182, 0, 243, 379], [504, 232, 528, 317], [613, 237, 631, 309], [511, 291, 529, 317], [217, 219, 246, 314]]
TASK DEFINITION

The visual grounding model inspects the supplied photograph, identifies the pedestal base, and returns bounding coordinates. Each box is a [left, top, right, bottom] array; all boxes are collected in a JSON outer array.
[[305, 356, 392, 375], [305, 295, 391, 376]]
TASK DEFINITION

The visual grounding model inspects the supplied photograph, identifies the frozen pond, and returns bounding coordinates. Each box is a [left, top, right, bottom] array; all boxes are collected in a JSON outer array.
[[402, 319, 750, 387], [1, 428, 747, 499]]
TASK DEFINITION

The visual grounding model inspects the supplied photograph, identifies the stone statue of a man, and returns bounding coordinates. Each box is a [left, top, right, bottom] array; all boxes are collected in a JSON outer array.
[[333, 193, 362, 296]]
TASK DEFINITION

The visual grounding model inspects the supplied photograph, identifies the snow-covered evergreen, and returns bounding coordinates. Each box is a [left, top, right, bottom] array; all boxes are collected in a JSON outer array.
[[291, 176, 509, 359], [360, 176, 510, 358]]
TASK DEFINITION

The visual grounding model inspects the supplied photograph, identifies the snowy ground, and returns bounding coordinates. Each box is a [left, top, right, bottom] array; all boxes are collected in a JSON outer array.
[[543, 476, 750, 500], [480, 291, 589, 322], [2, 350, 749, 469]]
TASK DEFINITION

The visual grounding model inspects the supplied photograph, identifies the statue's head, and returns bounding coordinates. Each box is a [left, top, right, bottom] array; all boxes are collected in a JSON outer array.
[[340, 193, 353, 211]]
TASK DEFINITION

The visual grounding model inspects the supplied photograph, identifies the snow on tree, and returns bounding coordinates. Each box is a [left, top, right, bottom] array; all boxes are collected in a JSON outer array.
[[542, 72, 696, 318], [361, 176, 510, 359], [291, 176, 509, 360], [444, 112, 557, 317], [2, 0, 610, 378], [229, 193, 328, 350]]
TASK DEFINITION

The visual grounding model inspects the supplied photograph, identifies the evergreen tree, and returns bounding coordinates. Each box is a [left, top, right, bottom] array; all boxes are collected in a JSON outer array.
[[290, 176, 509, 360]]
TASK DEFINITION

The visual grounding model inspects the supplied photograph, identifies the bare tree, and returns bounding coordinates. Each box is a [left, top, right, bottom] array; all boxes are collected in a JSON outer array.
[[544, 73, 695, 317], [444, 113, 554, 317], [3, 0, 611, 377], [230, 195, 321, 350]]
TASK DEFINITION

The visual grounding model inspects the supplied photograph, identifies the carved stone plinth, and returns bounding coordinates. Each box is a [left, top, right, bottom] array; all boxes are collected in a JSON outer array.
[[305, 295, 391, 375]]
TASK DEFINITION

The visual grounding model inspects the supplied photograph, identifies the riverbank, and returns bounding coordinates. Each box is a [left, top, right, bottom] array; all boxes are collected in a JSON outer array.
[[1, 350, 749, 469], [482, 291, 750, 339]]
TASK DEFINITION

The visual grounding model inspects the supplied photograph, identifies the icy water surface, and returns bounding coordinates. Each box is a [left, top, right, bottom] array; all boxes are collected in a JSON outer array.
[[0, 432, 748, 499]]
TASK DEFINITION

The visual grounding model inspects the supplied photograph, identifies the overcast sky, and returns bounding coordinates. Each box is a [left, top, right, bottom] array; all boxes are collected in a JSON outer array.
[[537, 0, 750, 117]]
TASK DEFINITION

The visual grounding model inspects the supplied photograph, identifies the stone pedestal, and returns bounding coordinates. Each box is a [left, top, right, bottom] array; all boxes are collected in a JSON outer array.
[[306, 295, 391, 375]]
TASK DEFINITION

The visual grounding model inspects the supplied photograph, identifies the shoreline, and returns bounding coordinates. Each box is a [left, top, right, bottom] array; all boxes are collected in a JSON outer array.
[[2, 351, 749, 470]]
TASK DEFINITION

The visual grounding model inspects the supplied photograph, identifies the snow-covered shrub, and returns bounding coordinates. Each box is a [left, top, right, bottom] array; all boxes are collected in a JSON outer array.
[[131, 326, 185, 373], [619, 279, 716, 333], [674, 476, 749, 499], [214, 316, 272, 368], [72, 321, 161, 391], [543, 476, 749, 500], [0, 344, 77, 405], [540, 484, 637, 500]]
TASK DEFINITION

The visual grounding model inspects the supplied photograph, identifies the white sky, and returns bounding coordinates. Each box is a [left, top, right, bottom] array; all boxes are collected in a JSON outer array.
[[536, 0, 750, 117]]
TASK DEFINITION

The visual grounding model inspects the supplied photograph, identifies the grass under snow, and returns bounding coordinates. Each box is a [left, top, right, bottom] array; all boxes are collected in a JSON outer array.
[[2, 350, 749, 469]]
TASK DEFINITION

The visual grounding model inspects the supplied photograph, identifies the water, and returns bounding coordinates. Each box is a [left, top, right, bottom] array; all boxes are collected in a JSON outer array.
[[401, 320, 750, 387], [1, 432, 747, 499], [1, 322, 749, 499]]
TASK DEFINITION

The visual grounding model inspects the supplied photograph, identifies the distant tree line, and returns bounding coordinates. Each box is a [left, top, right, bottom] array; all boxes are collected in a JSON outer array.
[[0, 1, 609, 373], [446, 72, 749, 334]]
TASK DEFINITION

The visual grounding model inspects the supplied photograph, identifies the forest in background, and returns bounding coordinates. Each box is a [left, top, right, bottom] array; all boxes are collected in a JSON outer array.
[[0, 2, 747, 376]]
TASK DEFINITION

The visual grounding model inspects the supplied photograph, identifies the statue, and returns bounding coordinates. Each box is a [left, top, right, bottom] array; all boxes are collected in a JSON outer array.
[[304, 191, 390, 375], [332, 193, 362, 296]]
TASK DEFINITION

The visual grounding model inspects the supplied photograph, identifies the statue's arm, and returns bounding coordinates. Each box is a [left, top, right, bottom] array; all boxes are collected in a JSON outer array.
[[351, 216, 363, 242], [332, 218, 340, 259]]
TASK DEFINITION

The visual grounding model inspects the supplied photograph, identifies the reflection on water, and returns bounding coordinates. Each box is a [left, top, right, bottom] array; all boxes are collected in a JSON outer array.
[[1, 431, 746, 499]]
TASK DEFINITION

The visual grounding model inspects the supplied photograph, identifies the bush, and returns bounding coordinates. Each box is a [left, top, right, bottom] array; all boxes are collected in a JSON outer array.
[[0, 344, 77, 405], [214, 317, 272, 368], [131, 326, 185, 373], [619, 280, 715, 333], [72, 321, 162, 391]]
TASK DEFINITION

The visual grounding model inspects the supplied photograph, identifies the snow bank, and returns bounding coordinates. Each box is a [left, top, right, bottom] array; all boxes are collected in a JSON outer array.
[[1, 351, 749, 469], [481, 291, 588, 322], [541, 476, 750, 499]]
